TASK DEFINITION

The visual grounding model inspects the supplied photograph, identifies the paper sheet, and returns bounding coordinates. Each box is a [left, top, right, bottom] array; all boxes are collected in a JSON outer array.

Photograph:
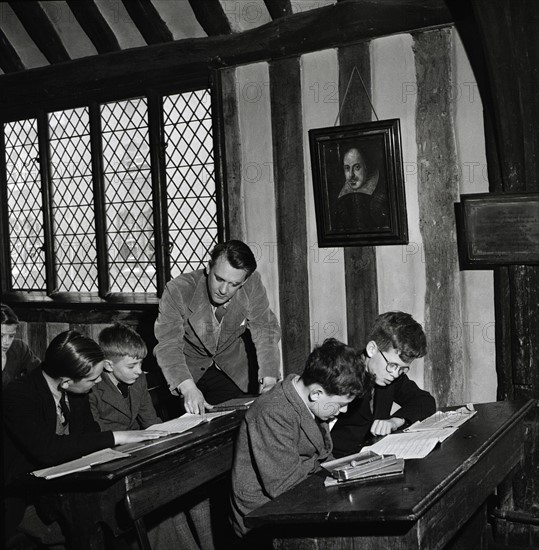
[[363, 428, 457, 459], [32, 448, 130, 480], [146, 410, 233, 434], [405, 405, 476, 432]]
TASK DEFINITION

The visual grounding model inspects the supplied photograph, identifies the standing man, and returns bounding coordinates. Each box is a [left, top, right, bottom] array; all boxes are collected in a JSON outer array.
[[330, 311, 436, 458], [154, 240, 281, 414]]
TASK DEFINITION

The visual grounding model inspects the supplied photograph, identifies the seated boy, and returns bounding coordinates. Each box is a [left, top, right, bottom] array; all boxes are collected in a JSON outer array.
[[230, 337, 369, 538], [89, 323, 208, 550], [89, 323, 160, 430], [331, 311, 436, 458], [3, 330, 166, 547], [1, 303, 40, 386]]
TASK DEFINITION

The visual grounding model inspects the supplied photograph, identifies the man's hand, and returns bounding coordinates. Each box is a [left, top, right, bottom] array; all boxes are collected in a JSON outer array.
[[370, 417, 405, 436], [178, 379, 212, 415], [259, 376, 277, 394]]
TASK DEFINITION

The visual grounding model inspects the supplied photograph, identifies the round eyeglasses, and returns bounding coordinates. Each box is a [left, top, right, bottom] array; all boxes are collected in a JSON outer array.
[[379, 350, 410, 376]]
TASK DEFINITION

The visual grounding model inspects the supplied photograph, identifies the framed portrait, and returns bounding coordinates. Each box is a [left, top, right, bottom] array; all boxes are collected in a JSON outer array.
[[457, 192, 539, 268], [309, 119, 408, 247]]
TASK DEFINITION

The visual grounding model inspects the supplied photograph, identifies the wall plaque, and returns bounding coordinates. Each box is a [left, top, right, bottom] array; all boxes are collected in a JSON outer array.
[[458, 192, 539, 268]]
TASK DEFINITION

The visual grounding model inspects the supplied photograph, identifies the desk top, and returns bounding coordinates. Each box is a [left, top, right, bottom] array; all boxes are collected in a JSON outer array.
[[246, 399, 535, 528], [17, 410, 243, 491]]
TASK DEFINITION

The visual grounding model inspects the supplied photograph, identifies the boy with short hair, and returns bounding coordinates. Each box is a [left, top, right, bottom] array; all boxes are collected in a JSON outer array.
[[331, 311, 436, 458], [89, 323, 207, 550], [230, 338, 370, 537], [89, 323, 160, 430]]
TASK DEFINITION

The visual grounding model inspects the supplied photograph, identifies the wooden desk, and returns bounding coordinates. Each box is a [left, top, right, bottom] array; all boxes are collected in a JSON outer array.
[[14, 411, 243, 550], [246, 399, 536, 550]]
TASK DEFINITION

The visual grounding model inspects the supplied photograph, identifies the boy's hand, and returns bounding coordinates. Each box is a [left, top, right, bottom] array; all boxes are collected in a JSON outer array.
[[178, 379, 211, 415], [370, 417, 405, 436]]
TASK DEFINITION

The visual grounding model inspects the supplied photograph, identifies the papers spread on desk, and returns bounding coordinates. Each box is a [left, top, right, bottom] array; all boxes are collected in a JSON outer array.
[[363, 429, 457, 459], [404, 404, 477, 432], [32, 448, 130, 480], [362, 404, 477, 460], [146, 410, 234, 434]]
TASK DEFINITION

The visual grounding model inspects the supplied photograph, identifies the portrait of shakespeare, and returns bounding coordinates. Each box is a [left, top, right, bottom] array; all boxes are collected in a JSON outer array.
[[333, 145, 390, 232]]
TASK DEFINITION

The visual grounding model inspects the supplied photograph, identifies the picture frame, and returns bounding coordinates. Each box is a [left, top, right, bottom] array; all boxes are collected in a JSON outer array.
[[309, 119, 408, 247], [457, 192, 539, 268]]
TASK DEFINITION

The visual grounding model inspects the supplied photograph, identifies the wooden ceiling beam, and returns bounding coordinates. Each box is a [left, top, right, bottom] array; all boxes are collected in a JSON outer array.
[[66, 0, 121, 53], [263, 0, 293, 19], [0, 0, 471, 121], [187, 0, 232, 36], [8, 1, 70, 64], [0, 27, 25, 74], [120, 0, 173, 45]]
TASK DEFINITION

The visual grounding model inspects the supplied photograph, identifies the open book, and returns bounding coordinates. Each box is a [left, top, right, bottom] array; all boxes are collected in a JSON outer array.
[[362, 405, 476, 460]]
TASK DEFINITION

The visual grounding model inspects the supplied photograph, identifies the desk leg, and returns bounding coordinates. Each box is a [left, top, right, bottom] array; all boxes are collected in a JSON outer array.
[[444, 502, 487, 550]]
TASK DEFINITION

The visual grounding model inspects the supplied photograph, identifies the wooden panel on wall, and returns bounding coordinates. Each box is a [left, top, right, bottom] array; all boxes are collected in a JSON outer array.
[[413, 29, 464, 408], [337, 42, 378, 350], [216, 67, 245, 240], [269, 56, 311, 374], [471, 1, 539, 545]]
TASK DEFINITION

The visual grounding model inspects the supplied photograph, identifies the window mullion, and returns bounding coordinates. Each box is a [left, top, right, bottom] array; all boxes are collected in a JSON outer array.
[[148, 91, 169, 295], [0, 124, 11, 293], [38, 111, 56, 295], [89, 102, 110, 298]]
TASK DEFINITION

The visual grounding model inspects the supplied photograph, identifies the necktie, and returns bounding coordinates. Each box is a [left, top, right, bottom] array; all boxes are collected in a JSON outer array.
[[59, 391, 70, 426], [117, 381, 130, 398], [215, 305, 227, 323]]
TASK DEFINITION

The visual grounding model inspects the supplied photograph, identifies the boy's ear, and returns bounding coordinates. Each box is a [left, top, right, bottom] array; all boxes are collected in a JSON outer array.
[[365, 340, 377, 358], [308, 385, 324, 402], [58, 378, 73, 390], [205, 263, 211, 276], [103, 359, 114, 373]]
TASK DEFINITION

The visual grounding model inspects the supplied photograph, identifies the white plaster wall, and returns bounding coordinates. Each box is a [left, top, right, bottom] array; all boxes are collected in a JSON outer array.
[[301, 50, 348, 347], [371, 34, 429, 391], [452, 30, 496, 403], [236, 63, 283, 371]]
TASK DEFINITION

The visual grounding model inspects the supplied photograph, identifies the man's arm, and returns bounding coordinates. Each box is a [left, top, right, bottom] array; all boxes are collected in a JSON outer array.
[[154, 279, 194, 393], [244, 272, 281, 384]]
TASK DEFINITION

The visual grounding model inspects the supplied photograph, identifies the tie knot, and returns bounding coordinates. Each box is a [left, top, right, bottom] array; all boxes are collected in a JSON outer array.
[[117, 381, 130, 398], [215, 305, 227, 323]]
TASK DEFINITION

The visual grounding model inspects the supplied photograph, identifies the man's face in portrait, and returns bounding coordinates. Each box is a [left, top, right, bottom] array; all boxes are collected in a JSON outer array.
[[343, 148, 367, 190]]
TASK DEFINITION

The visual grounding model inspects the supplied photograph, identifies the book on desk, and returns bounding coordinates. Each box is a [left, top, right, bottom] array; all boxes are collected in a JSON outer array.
[[322, 451, 405, 486]]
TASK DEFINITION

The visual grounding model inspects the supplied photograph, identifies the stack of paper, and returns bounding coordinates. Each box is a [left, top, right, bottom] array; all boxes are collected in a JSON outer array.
[[322, 451, 404, 486], [146, 410, 233, 434], [32, 448, 130, 480]]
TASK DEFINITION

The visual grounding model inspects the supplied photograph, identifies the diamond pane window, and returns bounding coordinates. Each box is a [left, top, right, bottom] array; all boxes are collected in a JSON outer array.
[[164, 90, 217, 278], [5, 119, 46, 290], [49, 108, 98, 292], [101, 98, 156, 293]]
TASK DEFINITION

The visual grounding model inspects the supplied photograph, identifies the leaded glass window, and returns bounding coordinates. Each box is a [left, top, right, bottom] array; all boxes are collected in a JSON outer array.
[[2, 87, 221, 301]]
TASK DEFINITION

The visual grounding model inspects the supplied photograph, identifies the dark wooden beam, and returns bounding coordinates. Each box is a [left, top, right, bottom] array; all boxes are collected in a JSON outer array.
[[0, 27, 25, 73], [338, 42, 378, 351], [8, 1, 70, 64], [187, 0, 232, 36], [120, 0, 173, 45], [0, 0, 466, 121], [270, 56, 311, 375], [66, 0, 121, 53], [263, 0, 293, 19]]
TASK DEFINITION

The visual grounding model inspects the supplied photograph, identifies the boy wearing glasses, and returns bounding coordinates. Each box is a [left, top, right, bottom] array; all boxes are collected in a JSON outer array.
[[330, 311, 436, 458]]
